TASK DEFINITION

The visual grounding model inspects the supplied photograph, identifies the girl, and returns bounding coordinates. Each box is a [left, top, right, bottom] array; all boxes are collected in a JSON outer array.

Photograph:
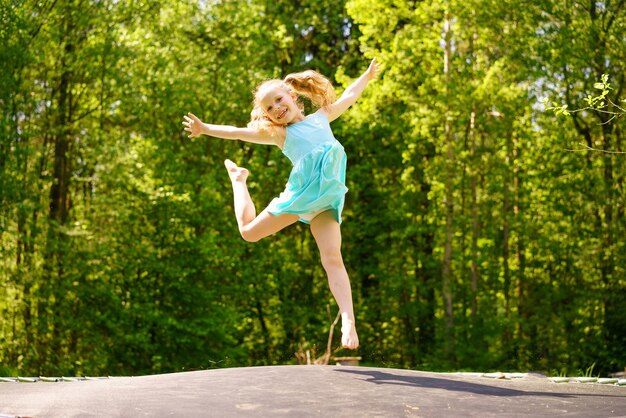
[[182, 58, 380, 349]]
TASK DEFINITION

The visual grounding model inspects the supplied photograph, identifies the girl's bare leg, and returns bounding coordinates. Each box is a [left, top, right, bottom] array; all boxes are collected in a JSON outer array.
[[225, 159, 299, 242], [310, 210, 359, 349]]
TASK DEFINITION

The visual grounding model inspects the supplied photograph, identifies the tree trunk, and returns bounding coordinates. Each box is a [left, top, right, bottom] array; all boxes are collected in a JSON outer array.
[[442, 13, 455, 357], [49, 55, 71, 225], [503, 130, 512, 318], [469, 109, 479, 318], [39, 0, 75, 373], [514, 133, 527, 340]]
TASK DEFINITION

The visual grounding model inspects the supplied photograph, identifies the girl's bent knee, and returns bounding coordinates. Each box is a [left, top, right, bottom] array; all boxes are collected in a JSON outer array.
[[240, 228, 260, 243]]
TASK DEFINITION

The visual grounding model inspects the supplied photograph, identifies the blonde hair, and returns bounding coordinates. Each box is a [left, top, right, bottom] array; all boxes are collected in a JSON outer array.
[[248, 70, 336, 133]]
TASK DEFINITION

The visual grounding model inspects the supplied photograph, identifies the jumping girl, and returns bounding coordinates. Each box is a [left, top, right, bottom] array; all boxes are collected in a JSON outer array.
[[182, 58, 380, 349]]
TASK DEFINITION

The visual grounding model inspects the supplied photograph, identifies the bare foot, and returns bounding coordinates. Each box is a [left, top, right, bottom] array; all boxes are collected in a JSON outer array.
[[341, 318, 359, 349], [224, 159, 249, 182]]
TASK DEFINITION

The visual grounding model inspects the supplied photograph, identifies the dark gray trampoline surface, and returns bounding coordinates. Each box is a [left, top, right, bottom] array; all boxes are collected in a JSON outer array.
[[1, 365, 625, 417]]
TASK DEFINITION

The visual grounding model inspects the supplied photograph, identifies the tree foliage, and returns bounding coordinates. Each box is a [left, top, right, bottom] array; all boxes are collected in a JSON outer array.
[[1, 0, 624, 376]]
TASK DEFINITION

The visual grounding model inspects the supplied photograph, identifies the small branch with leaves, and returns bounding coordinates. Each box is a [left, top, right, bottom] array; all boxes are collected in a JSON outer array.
[[544, 74, 625, 154], [544, 74, 625, 118]]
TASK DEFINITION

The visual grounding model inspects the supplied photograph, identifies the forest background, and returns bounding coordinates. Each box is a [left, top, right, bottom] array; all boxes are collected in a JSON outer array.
[[1, 0, 625, 377]]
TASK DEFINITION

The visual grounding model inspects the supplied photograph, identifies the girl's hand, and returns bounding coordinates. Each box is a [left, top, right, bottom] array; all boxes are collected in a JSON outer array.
[[182, 112, 206, 138], [366, 58, 381, 80]]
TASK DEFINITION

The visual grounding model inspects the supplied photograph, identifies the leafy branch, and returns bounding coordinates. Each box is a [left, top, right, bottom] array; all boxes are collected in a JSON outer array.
[[544, 74, 626, 154], [544, 74, 626, 120]]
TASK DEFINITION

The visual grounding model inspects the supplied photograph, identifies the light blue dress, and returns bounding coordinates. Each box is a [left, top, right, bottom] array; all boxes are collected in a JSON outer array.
[[267, 112, 348, 224]]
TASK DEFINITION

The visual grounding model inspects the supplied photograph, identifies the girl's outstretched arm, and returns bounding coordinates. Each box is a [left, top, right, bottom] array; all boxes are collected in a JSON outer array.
[[322, 58, 380, 122], [182, 113, 279, 146]]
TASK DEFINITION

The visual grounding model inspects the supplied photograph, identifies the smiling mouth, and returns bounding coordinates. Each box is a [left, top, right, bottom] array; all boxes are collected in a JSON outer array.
[[277, 108, 287, 119]]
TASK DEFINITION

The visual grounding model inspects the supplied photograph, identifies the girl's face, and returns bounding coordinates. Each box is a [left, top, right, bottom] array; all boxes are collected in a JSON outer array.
[[259, 87, 301, 125]]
